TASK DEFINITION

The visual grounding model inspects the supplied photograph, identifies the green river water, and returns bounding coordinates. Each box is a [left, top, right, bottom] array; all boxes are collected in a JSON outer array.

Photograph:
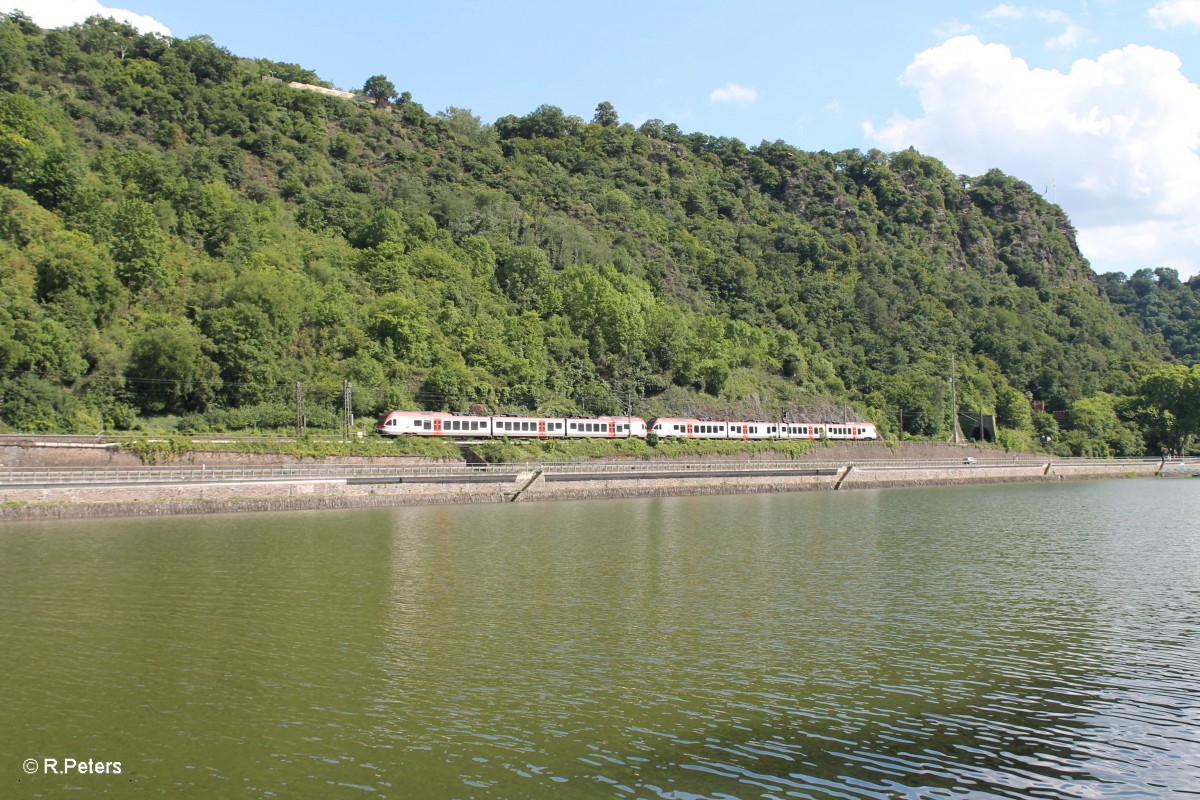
[[2, 479, 1198, 798]]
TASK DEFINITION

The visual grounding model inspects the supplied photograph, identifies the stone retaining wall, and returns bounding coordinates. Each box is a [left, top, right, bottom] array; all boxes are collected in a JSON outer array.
[[0, 459, 1168, 522]]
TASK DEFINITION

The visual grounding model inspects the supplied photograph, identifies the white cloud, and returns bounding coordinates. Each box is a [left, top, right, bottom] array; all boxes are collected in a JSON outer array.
[[934, 20, 973, 39], [984, 4, 1025, 21], [982, 5, 1089, 50], [5, 0, 171, 36], [1149, 0, 1200, 30], [865, 35, 1200, 277], [709, 82, 759, 104], [1045, 22, 1086, 49]]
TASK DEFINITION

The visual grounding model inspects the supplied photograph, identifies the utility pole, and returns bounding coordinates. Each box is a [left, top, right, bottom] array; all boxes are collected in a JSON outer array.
[[342, 380, 352, 440], [950, 353, 959, 444], [295, 382, 304, 438]]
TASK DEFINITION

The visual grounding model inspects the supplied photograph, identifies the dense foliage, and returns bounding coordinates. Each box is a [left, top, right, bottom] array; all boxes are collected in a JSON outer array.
[[1099, 268, 1200, 365], [0, 14, 1193, 453]]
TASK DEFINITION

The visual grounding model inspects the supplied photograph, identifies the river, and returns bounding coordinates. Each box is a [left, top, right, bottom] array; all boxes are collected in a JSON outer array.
[[2, 479, 1198, 798]]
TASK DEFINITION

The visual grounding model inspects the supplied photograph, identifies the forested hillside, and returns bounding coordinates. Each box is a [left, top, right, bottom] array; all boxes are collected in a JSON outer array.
[[1100, 268, 1200, 364], [1, 13, 1194, 454]]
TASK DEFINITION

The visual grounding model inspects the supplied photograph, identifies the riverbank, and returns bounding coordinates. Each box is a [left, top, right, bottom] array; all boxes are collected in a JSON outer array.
[[0, 440, 1173, 521]]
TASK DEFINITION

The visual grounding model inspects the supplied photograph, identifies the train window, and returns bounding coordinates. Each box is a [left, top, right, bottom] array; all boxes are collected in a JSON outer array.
[[569, 423, 576, 430]]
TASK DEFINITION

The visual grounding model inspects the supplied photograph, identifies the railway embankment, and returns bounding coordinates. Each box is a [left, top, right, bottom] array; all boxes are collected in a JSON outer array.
[[0, 438, 1173, 521]]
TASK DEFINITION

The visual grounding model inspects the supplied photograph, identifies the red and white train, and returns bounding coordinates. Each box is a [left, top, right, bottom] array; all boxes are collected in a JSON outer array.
[[376, 410, 878, 441]]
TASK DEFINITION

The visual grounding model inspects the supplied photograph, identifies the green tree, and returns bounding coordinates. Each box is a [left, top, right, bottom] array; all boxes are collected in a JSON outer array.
[[0, 15, 31, 90], [110, 198, 165, 291], [1064, 393, 1143, 457], [1137, 364, 1200, 455], [126, 325, 222, 413], [593, 101, 618, 127], [362, 74, 397, 109], [496, 245, 550, 309]]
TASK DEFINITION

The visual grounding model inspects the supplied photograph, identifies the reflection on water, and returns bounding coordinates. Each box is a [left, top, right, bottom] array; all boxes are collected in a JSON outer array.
[[2, 480, 1199, 798]]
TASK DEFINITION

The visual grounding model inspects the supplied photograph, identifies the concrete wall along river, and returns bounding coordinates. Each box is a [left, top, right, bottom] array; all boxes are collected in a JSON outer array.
[[0, 440, 1172, 521]]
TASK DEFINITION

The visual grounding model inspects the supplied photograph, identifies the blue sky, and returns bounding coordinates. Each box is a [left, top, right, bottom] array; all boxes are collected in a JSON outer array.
[[12, 1, 1200, 278]]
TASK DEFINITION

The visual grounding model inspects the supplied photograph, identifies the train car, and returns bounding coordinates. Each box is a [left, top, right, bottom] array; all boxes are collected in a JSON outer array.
[[797, 422, 879, 440], [726, 421, 774, 440], [376, 410, 493, 437], [780, 422, 821, 440], [564, 416, 646, 438], [492, 416, 566, 438], [648, 417, 732, 439]]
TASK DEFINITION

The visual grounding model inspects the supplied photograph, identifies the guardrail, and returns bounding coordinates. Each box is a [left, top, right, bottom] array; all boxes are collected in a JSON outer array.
[[0, 464, 512, 486]]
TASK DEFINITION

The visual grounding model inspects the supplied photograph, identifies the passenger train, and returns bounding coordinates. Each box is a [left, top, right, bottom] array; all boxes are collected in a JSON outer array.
[[375, 410, 879, 441]]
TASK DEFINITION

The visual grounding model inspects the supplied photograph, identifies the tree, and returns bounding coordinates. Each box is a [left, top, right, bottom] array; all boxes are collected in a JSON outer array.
[[126, 325, 222, 413], [1064, 393, 1143, 457], [110, 198, 165, 291], [0, 16, 31, 89], [1137, 365, 1200, 455], [362, 74, 397, 109], [593, 101, 618, 127]]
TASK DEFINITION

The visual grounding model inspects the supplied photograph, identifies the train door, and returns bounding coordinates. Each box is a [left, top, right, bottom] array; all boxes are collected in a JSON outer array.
[[432, 418, 443, 436], [608, 421, 616, 438], [538, 419, 547, 438], [686, 422, 694, 439]]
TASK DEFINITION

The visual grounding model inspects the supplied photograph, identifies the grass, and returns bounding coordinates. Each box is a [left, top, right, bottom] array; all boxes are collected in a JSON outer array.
[[121, 434, 463, 464]]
